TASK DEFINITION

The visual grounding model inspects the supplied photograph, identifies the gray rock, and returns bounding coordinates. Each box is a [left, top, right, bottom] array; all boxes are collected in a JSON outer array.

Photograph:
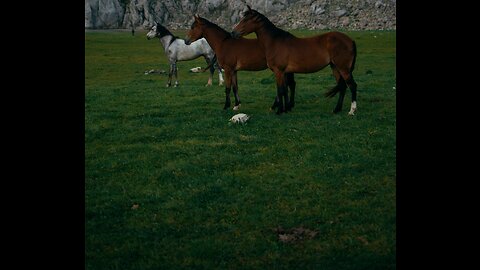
[[85, 0, 396, 30], [340, 16, 350, 27], [334, 9, 348, 17], [206, 0, 225, 10]]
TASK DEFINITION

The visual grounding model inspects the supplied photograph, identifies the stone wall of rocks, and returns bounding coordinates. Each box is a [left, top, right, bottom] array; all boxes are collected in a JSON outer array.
[[85, 0, 396, 30]]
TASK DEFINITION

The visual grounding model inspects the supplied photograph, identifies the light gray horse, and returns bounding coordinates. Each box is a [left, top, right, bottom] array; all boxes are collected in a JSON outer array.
[[147, 22, 224, 87]]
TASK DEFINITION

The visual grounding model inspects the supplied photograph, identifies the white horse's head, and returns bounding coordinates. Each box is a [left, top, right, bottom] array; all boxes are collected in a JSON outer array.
[[146, 24, 158, 40], [147, 22, 175, 41]]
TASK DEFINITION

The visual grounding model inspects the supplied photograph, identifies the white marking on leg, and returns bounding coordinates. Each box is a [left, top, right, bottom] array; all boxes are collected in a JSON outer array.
[[219, 73, 224, 86], [233, 104, 240, 111], [206, 78, 212, 86], [348, 101, 357, 115]]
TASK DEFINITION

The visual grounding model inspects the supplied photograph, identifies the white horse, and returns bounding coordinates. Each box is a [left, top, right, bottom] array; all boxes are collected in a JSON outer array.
[[147, 22, 224, 87]]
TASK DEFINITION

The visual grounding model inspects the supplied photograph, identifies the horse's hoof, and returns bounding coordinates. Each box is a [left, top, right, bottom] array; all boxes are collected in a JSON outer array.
[[348, 111, 356, 116], [233, 104, 240, 111], [166, 84, 171, 88]]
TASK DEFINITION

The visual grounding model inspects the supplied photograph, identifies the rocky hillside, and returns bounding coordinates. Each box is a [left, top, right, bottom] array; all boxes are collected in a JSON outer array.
[[85, 0, 396, 30]]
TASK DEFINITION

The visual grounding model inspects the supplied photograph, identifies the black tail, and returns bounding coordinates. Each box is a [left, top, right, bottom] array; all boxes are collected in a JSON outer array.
[[324, 81, 344, 98], [202, 55, 217, 72], [351, 40, 357, 72]]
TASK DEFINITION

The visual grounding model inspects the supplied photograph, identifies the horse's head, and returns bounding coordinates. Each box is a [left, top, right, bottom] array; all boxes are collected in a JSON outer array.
[[146, 22, 171, 40], [231, 5, 262, 38], [185, 15, 204, 45], [146, 23, 158, 40]]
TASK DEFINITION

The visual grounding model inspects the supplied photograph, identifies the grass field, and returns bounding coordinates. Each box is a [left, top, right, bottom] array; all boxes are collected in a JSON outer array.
[[85, 29, 396, 269]]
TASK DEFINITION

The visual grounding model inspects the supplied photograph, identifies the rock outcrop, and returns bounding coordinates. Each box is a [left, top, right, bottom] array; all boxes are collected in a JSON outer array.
[[85, 0, 396, 30]]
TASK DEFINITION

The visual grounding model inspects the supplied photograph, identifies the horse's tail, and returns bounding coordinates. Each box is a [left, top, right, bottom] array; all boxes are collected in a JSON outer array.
[[201, 55, 217, 72], [350, 40, 357, 73], [324, 84, 341, 98], [325, 38, 356, 98]]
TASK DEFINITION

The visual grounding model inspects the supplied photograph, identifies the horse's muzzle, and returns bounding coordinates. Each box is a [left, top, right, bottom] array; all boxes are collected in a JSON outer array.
[[185, 38, 191, 45]]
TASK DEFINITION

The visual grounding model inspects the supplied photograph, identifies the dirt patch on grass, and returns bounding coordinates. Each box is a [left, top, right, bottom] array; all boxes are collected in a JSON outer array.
[[274, 226, 319, 244]]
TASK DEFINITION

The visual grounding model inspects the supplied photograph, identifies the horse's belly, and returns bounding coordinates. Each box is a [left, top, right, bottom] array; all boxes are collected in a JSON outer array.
[[285, 63, 328, 73], [236, 60, 267, 71], [283, 49, 329, 73], [285, 56, 329, 73]]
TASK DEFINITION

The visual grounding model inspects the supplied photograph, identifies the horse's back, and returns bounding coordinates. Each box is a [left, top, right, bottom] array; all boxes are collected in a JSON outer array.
[[173, 38, 213, 61], [275, 32, 354, 73]]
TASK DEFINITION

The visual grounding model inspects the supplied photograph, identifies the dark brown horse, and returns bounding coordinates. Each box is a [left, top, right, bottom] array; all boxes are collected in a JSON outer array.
[[232, 6, 358, 115], [185, 15, 295, 111]]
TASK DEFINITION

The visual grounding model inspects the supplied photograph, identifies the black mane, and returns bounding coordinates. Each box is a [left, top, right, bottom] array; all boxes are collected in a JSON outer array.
[[198, 17, 232, 39], [250, 10, 294, 39], [157, 24, 178, 42]]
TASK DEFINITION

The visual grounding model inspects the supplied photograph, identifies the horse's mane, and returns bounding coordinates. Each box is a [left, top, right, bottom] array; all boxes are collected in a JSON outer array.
[[252, 11, 294, 39], [158, 24, 179, 42], [199, 17, 231, 39]]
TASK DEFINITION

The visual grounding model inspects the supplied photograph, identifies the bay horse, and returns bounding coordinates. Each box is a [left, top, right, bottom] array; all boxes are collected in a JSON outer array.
[[185, 15, 296, 111], [146, 22, 224, 87], [232, 6, 358, 115]]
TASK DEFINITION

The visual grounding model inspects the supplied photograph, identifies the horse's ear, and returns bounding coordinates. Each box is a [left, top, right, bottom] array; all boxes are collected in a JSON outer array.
[[194, 14, 201, 22], [247, 5, 251, 11]]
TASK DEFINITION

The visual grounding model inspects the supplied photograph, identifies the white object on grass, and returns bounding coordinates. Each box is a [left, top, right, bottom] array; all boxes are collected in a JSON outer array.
[[190, 66, 202, 73], [229, 113, 250, 124]]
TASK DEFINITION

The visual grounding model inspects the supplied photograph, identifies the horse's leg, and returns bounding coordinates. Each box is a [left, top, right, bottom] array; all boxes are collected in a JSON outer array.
[[232, 71, 241, 110], [270, 73, 290, 111], [208, 63, 215, 86], [346, 74, 358, 115], [271, 95, 280, 111], [166, 62, 173, 87], [205, 58, 213, 86], [330, 67, 347, 113], [173, 62, 179, 87], [272, 75, 290, 111], [216, 62, 224, 86], [273, 70, 287, 114], [338, 69, 358, 115], [223, 69, 233, 110], [285, 72, 296, 111]]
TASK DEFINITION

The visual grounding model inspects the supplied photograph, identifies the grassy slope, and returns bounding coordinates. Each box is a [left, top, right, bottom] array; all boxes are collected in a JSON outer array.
[[85, 29, 396, 269]]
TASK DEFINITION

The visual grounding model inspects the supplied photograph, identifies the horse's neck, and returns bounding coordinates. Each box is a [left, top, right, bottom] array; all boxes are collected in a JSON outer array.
[[203, 26, 229, 52], [159, 35, 173, 52], [256, 23, 283, 50], [255, 27, 272, 50]]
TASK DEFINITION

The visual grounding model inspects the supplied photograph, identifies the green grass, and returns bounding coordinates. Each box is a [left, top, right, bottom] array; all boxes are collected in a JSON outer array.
[[85, 29, 396, 269]]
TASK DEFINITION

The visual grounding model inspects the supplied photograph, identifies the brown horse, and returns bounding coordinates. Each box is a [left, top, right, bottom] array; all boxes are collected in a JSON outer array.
[[185, 15, 296, 111], [232, 6, 358, 115]]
